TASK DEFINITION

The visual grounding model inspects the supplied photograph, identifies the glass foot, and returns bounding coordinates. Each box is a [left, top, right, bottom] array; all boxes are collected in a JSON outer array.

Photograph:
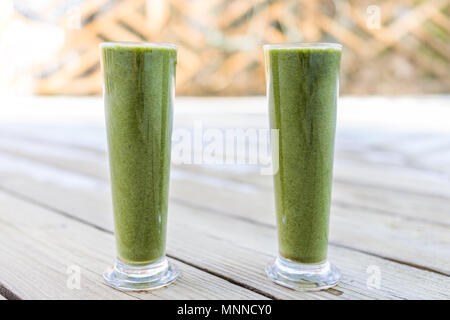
[[103, 257, 179, 291], [266, 256, 341, 291]]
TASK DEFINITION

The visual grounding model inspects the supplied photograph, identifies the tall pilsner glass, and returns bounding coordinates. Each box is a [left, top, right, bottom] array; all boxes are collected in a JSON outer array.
[[100, 42, 179, 291], [264, 43, 342, 290]]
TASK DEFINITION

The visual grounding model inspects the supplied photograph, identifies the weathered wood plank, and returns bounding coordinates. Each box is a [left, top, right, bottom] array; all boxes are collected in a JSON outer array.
[[0, 134, 449, 275], [168, 171, 450, 276], [183, 161, 450, 228], [1, 103, 450, 198], [1, 96, 450, 299], [0, 190, 266, 300], [1, 130, 448, 229], [0, 152, 449, 299]]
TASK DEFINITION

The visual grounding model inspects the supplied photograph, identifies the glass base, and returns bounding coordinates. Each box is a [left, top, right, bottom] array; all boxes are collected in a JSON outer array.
[[266, 256, 341, 291], [103, 257, 179, 291]]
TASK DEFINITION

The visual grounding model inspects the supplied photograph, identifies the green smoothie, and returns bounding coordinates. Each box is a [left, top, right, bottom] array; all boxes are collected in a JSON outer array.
[[101, 42, 177, 266], [265, 44, 341, 264]]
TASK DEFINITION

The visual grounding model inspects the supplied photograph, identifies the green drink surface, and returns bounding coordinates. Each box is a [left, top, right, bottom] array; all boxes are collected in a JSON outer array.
[[266, 45, 341, 264], [101, 43, 177, 265]]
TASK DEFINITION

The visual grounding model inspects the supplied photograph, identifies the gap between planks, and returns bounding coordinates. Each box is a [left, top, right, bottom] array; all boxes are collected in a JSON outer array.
[[0, 184, 355, 300], [0, 189, 269, 300], [0, 127, 449, 213], [0, 142, 448, 276], [0, 284, 20, 300], [0, 185, 276, 300], [0, 167, 449, 299], [0, 129, 449, 297], [0, 129, 448, 232], [168, 197, 450, 278]]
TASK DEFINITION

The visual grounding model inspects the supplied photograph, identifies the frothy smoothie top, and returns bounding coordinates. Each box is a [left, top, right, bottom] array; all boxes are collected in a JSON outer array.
[[264, 42, 342, 51], [99, 41, 177, 50]]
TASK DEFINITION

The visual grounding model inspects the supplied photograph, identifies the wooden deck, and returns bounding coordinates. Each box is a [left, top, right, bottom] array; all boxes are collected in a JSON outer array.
[[0, 96, 449, 300]]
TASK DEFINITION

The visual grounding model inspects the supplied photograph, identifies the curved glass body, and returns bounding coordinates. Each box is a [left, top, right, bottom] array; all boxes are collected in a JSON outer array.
[[101, 42, 179, 290], [264, 42, 342, 290]]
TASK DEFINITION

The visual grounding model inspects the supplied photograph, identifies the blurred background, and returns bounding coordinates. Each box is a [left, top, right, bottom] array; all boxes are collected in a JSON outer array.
[[0, 0, 449, 96], [0, 1, 449, 301]]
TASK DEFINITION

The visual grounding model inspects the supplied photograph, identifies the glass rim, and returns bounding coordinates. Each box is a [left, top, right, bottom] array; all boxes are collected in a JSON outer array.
[[263, 42, 342, 50], [99, 41, 177, 50]]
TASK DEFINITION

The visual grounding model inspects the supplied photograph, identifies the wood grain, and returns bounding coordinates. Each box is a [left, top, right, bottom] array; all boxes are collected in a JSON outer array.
[[0, 150, 448, 299], [1, 130, 448, 227], [0, 96, 449, 299], [0, 190, 266, 300], [0, 125, 448, 275]]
